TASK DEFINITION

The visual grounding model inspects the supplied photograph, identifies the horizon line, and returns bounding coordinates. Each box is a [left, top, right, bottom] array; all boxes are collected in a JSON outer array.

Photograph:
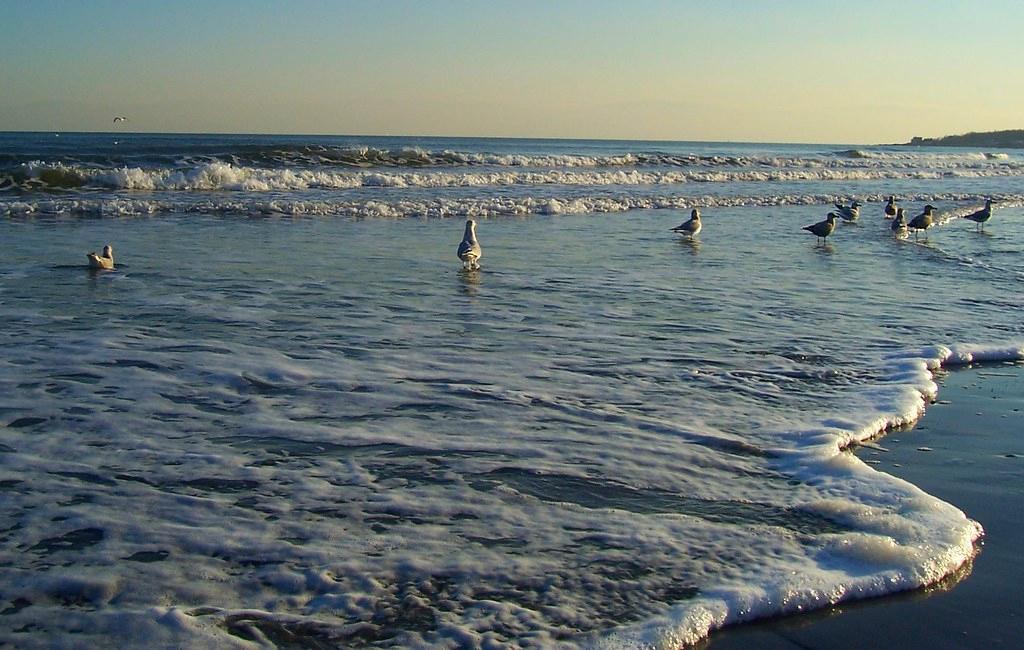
[[0, 129, 903, 148]]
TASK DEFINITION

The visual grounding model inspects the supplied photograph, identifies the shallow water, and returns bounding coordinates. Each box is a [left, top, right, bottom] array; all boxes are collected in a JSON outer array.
[[1, 134, 1023, 648]]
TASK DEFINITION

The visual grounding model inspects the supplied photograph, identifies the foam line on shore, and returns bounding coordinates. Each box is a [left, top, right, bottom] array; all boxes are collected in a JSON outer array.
[[602, 342, 1024, 649], [4, 193, 1022, 219]]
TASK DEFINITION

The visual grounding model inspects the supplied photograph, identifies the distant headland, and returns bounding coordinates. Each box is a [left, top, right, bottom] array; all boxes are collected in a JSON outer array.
[[905, 129, 1024, 148]]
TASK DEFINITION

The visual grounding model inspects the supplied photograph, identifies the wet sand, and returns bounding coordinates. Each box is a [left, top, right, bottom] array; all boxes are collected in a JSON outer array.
[[704, 363, 1024, 649]]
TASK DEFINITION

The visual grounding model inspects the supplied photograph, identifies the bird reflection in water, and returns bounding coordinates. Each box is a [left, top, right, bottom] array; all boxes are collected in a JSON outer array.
[[458, 268, 482, 296], [677, 237, 701, 254]]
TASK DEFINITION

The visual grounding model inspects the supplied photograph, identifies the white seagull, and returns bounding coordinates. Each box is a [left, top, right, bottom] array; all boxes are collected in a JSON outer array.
[[113, 116, 128, 124], [87, 244, 114, 270], [834, 200, 862, 223], [670, 208, 702, 239], [457, 219, 482, 270], [891, 208, 908, 238], [961, 199, 997, 231]]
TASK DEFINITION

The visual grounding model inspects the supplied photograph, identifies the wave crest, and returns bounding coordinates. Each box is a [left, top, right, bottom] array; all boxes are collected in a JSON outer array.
[[5, 160, 1024, 195]]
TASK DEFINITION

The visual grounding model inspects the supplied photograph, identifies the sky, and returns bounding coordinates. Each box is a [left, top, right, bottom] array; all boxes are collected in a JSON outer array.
[[1, 0, 1022, 144]]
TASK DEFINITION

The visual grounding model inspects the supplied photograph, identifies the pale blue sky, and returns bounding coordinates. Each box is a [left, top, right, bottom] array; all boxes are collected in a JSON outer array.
[[1, 0, 1021, 143]]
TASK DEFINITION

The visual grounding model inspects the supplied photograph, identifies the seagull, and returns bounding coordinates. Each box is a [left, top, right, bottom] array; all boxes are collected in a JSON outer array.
[[457, 219, 482, 270], [87, 244, 114, 270], [803, 212, 838, 243], [113, 116, 128, 124], [670, 208, 702, 239], [961, 199, 996, 231], [908, 205, 936, 239], [891, 208, 908, 238], [884, 196, 897, 219], [834, 200, 862, 223]]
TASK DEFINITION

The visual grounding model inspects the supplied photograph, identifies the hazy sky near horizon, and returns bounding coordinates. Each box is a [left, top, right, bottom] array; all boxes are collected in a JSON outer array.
[[1, 0, 1021, 144]]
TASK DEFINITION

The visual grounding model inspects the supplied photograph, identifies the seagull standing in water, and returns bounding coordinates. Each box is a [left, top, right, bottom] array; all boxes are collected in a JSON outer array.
[[961, 199, 997, 231], [803, 212, 838, 244], [891, 208, 908, 238], [834, 199, 862, 223], [670, 208, 702, 239], [908, 205, 936, 239], [884, 196, 898, 219], [87, 244, 114, 270], [457, 219, 482, 270]]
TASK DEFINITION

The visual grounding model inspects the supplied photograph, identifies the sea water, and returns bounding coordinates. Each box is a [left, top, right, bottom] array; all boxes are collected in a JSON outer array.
[[1, 132, 1023, 648]]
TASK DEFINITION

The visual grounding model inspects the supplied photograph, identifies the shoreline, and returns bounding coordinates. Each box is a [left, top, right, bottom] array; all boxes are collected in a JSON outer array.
[[703, 362, 1024, 649]]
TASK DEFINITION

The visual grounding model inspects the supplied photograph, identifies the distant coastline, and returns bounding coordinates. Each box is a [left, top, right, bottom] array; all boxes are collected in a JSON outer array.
[[904, 129, 1024, 148]]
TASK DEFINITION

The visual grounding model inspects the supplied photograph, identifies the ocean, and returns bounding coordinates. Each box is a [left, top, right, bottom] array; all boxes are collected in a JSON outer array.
[[1, 132, 1023, 648]]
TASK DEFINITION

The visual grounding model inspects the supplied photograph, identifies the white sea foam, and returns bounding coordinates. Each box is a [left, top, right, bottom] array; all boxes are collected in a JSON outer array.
[[11, 158, 1024, 194], [4, 192, 1023, 219], [603, 341, 1024, 648], [189, 144, 1015, 169], [834, 148, 1013, 162], [1, 309, 1019, 648]]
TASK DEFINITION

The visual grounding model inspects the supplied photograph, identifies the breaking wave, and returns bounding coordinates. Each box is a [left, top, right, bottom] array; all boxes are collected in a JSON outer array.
[[3, 160, 1024, 195]]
